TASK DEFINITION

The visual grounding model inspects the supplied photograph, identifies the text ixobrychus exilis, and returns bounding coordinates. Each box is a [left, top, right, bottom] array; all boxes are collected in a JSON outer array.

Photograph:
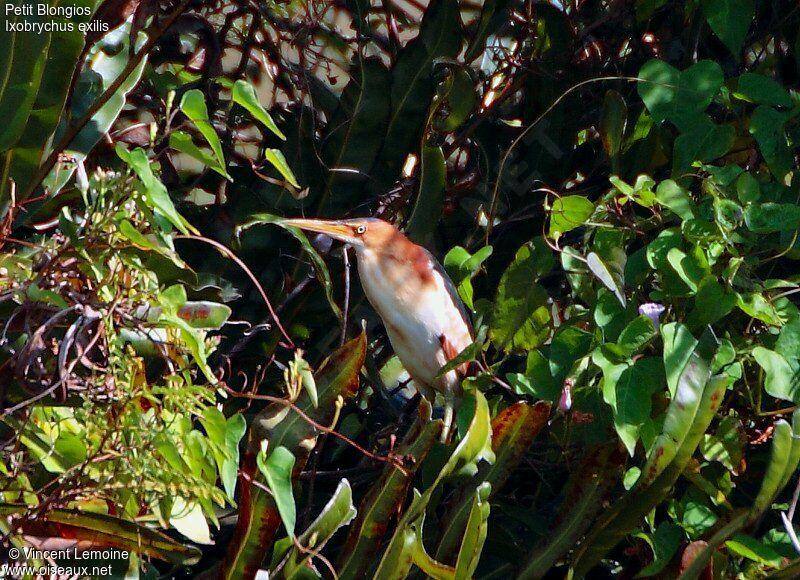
[[283, 218, 473, 440]]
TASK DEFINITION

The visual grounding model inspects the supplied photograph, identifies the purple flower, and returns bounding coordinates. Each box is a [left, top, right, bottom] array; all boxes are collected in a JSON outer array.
[[639, 302, 666, 330]]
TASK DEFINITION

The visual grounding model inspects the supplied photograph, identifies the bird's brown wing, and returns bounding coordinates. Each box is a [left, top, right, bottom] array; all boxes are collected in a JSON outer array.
[[439, 334, 478, 378]]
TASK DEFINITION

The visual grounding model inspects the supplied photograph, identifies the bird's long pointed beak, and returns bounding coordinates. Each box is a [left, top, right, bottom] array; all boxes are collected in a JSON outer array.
[[282, 218, 356, 244]]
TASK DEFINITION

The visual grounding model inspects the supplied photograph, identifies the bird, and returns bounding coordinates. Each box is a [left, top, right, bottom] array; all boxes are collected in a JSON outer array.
[[282, 217, 474, 440]]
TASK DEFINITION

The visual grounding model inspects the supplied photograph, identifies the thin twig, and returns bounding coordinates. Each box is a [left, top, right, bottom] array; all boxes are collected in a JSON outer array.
[[175, 234, 295, 347]]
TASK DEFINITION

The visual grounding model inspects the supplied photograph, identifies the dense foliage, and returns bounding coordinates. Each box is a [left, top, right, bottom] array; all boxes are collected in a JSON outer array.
[[2, 0, 800, 577]]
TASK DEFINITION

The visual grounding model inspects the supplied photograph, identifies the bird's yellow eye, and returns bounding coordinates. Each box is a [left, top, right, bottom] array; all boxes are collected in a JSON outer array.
[[355, 225, 367, 235]]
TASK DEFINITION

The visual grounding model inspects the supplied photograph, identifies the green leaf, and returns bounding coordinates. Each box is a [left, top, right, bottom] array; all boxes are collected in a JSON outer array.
[[274, 479, 357, 579], [587, 252, 626, 306], [735, 73, 792, 107], [596, 355, 664, 455], [256, 446, 296, 535], [638, 60, 724, 127], [638, 522, 684, 577], [180, 89, 226, 170], [264, 148, 300, 188], [673, 115, 735, 174], [725, 535, 783, 568], [116, 145, 197, 235], [321, 58, 391, 209], [701, 415, 744, 472], [169, 131, 231, 180], [521, 443, 626, 577], [736, 171, 761, 203], [338, 418, 440, 580], [443, 245, 492, 310], [406, 144, 446, 244], [617, 315, 657, 357], [464, 0, 510, 61], [490, 240, 553, 351], [749, 105, 795, 179], [701, 0, 754, 58], [223, 334, 366, 580], [436, 402, 550, 563], [232, 79, 286, 139], [689, 276, 738, 327], [656, 179, 696, 220], [432, 67, 477, 133], [0, 17, 50, 151], [549, 195, 594, 238], [640, 327, 713, 484], [753, 347, 800, 403], [744, 202, 800, 233], [453, 482, 491, 579]]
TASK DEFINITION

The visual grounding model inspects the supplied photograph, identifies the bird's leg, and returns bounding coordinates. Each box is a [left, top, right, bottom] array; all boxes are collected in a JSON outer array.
[[441, 395, 454, 444]]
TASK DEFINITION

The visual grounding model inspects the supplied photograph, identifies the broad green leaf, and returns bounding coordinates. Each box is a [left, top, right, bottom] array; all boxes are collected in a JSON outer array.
[[637, 522, 684, 577], [689, 276, 738, 327], [406, 144, 446, 244], [638, 60, 723, 128], [436, 402, 549, 562], [321, 58, 391, 209], [256, 446, 296, 536], [170, 498, 212, 545], [521, 443, 626, 577], [617, 315, 657, 357], [749, 105, 795, 179], [744, 202, 800, 233], [753, 347, 800, 403], [490, 240, 553, 351], [373, 0, 462, 187], [549, 195, 594, 238], [673, 115, 735, 174], [464, 0, 510, 61], [222, 334, 366, 580], [701, 0, 754, 58], [735, 73, 792, 107], [701, 415, 744, 472], [443, 245, 492, 310], [432, 67, 477, 132], [725, 535, 783, 568], [656, 179, 695, 220], [232, 79, 286, 139], [453, 482, 491, 579]]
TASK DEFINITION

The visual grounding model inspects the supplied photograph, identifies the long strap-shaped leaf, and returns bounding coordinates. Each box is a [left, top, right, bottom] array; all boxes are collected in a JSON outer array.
[[220, 332, 366, 580], [0, 505, 201, 565]]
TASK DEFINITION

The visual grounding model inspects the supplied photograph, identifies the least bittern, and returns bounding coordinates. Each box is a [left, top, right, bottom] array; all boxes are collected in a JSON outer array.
[[283, 218, 473, 440]]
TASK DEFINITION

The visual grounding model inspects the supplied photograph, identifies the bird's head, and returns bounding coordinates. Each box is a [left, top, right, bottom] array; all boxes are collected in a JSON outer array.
[[281, 217, 397, 252]]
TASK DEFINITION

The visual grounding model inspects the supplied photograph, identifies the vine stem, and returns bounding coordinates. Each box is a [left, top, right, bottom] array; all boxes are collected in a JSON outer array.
[[484, 75, 644, 244], [175, 234, 295, 347]]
